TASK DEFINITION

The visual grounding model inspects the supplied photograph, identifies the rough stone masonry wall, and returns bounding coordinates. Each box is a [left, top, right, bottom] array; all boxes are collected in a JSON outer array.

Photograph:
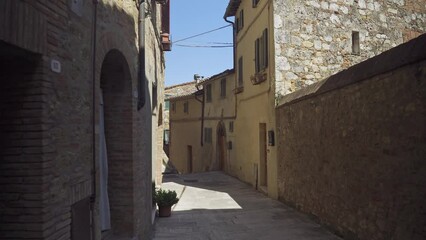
[[276, 36, 426, 240], [273, 0, 426, 98]]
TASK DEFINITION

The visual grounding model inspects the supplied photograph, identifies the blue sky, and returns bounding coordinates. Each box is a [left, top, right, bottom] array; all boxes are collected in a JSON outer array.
[[165, 0, 233, 86]]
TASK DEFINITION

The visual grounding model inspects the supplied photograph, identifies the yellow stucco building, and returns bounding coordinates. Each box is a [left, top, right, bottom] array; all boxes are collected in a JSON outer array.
[[224, 0, 278, 198], [168, 70, 236, 174], [223, 0, 424, 199], [168, 0, 425, 199], [168, 81, 203, 173]]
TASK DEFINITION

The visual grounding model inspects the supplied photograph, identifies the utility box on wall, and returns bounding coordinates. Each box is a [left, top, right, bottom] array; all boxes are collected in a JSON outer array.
[[268, 130, 275, 146]]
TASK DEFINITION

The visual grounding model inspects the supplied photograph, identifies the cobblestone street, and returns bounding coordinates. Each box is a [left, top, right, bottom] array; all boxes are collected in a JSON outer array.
[[153, 172, 341, 240]]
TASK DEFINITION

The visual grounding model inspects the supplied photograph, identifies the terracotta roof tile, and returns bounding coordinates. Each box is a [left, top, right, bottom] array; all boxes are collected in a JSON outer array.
[[165, 81, 199, 99]]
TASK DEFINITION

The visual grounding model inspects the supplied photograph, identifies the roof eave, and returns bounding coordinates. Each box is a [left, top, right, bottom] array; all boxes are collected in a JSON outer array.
[[224, 0, 241, 18]]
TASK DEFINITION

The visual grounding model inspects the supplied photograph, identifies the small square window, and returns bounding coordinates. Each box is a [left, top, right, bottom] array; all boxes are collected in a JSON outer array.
[[352, 31, 360, 55]]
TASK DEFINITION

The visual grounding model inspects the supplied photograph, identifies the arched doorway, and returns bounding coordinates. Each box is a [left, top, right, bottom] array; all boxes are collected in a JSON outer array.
[[99, 49, 133, 237], [216, 121, 227, 171]]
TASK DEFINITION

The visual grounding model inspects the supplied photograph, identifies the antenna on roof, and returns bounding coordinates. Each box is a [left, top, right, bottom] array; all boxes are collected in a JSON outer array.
[[194, 74, 200, 81], [194, 74, 205, 83]]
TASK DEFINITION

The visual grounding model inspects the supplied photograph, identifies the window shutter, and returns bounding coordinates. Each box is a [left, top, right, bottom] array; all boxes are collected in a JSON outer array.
[[255, 38, 260, 73], [236, 18, 240, 33], [263, 28, 268, 69], [240, 10, 244, 29], [238, 57, 243, 86]]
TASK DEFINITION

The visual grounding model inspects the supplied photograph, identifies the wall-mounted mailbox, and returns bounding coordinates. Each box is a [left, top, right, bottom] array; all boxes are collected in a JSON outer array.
[[268, 130, 275, 146]]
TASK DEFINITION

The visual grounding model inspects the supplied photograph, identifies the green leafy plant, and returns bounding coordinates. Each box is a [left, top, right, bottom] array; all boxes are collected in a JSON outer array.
[[155, 189, 179, 207]]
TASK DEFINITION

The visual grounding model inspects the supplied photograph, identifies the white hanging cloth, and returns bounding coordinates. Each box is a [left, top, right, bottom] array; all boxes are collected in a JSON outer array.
[[99, 90, 111, 231]]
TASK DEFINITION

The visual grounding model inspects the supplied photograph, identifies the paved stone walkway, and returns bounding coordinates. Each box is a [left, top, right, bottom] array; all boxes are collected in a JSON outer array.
[[153, 172, 341, 240]]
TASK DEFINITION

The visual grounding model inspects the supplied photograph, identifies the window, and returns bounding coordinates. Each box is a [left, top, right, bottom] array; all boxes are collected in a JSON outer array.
[[206, 84, 212, 102], [220, 78, 226, 98], [238, 57, 243, 87], [236, 9, 244, 33], [165, 100, 170, 111], [204, 128, 212, 143], [163, 130, 170, 145], [352, 31, 360, 55], [255, 28, 268, 73], [252, 0, 260, 7], [229, 121, 234, 133], [171, 102, 176, 112], [183, 101, 189, 114]]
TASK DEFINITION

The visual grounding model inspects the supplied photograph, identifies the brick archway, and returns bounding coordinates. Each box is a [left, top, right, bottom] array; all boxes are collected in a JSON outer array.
[[100, 49, 134, 237]]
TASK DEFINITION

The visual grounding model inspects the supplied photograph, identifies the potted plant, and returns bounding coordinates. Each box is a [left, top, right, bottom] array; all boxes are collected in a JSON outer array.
[[155, 189, 179, 217]]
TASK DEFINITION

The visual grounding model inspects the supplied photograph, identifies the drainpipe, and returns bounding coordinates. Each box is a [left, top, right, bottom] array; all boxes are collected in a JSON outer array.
[[91, 1, 98, 240], [224, 16, 236, 70], [200, 92, 205, 146], [224, 16, 238, 118], [195, 86, 205, 146], [138, 0, 146, 110]]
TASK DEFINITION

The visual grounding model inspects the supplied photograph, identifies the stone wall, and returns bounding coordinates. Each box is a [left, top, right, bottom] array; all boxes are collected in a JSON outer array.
[[276, 35, 426, 240], [273, 0, 426, 97]]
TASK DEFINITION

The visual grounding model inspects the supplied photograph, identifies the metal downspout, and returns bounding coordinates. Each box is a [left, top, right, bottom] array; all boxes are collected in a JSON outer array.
[[224, 16, 236, 70], [138, 0, 146, 110], [224, 16, 238, 118], [194, 85, 205, 147], [91, 1, 98, 240], [201, 91, 205, 146]]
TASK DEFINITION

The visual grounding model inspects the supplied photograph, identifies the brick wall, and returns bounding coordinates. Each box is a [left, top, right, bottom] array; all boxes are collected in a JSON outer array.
[[0, 46, 47, 239], [101, 49, 135, 236], [276, 35, 426, 240], [1, 0, 164, 239]]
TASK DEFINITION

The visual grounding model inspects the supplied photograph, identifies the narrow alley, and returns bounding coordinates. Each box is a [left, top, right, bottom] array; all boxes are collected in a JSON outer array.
[[153, 172, 341, 240]]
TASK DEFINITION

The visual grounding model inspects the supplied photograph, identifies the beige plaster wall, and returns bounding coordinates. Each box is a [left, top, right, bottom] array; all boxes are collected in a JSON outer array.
[[232, 0, 278, 198], [203, 72, 236, 171], [169, 97, 203, 173]]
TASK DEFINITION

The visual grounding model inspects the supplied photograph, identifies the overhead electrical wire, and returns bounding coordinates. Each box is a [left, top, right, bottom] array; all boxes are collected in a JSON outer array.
[[173, 24, 232, 44], [182, 41, 233, 45], [174, 44, 233, 48]]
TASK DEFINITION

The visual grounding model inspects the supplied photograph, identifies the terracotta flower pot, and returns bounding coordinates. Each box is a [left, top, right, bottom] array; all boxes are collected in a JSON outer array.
[[158, 205, 172, 217]]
